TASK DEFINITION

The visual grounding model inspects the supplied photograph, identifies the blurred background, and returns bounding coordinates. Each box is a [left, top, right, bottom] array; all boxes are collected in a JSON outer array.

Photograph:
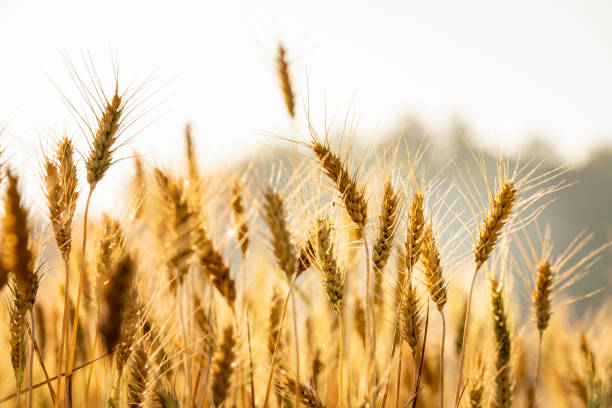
[[1, 0, 611, 310]]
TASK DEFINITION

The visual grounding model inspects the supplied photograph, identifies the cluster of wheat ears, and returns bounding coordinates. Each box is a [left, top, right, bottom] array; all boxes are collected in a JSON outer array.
[[0, 46, 610, 408]]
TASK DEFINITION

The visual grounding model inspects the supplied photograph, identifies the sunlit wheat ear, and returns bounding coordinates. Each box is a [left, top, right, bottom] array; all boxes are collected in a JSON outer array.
[[490, 278, 512, 408], [263, 187, 298, 278], [95, 215, 125, 309], [277, 373, 325, 408], [373, 180, 401, 305], [268, 288, 283, 355], [405, 190, 425, 272], [115, 295, 141, 377], [194, 225, 236, 307], [211, 325, 237, 407], [277, 43, 295, 118], [3, 170, 38, 311], [8, 287, 27, 389], [231, 179, 249, 256], [99, 253, 136, 354], [516, 226, 608, 332], [534, 260, 552, 333], [127, 343, 150, 408], [469, 357, 486, 408], [86, 89, 122, 186], [398, 276, 422, 356], [474, 180, 516, 269], [307, 133, 368, 230], [421, 223, 447, 311], [312, 217, 344, 312], [44, 136, 79, 261], [153, 168, 197, 289]]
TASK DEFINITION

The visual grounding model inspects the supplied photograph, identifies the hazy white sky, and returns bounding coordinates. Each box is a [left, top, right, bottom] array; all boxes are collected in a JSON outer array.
[[2, 0, 612, 176]]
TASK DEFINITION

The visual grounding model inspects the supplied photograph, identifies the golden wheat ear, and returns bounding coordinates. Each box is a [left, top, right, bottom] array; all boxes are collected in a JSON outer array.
[[262, 187, 299, 279], [277, 43, 296, 119], [3, 171, 38, 311], [8, 286, 27, 389], [474, 181, 517, 269], [398, 275, 422, 357], [211, 325, 237, 406], [231, 179, 249, 256], [127, 343, 150, 407], [99, 253, 136, 354], [307, 132, 368, 230], [490, 278, 512, 408], [277, 373, 326, 408], [373, 180, 401, 306]]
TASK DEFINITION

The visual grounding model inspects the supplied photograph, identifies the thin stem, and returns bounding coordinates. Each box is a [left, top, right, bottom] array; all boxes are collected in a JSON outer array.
[[381, 318, 400, 408], [66, 186, 95, 403], [178, 284, 194, 405], [246, 310, 256, 408], [454, 265, 480, 407], [394, 342, 404, 408], [0, 352, 110, 403], [361, 230, 376, 408], [113, 370, 121, 406], [17, 324, 24, 408], [291, 284, 300, 408], [28, 309, 35, 408], [25, 322, 56, 404], [533, 332, 543, 407], [262, 273, 298, 407], [337, 312, 344, 408], [82, 332, 98, 408], [54, 259, 71, 408], [412, 302, 430, 408], [440, 311, 446, 408]]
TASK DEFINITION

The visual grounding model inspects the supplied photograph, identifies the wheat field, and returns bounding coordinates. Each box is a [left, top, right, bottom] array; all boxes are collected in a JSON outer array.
[[0, 48, 610, 408]]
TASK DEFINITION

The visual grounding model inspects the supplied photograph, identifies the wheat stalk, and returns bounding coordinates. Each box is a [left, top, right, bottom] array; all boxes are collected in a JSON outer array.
[[455, 180, 516, 407]]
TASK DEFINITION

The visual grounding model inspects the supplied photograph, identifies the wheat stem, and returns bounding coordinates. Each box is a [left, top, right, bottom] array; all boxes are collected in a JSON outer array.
[[455, 265, 479, 407], [337, 312, 345, 408], [393, 342, 404, 408], [82, 332, 98, 408], [262, 273, 298, 407], [362, 231, 376, 408], [440, 311, 446, 408], [54, 259, 71, 408], [411, 302, 430, 408], [533, 332, 543, 407], [28, 309, 35, 408], [25, 322, 56, 404], [291, 285, 301, 408], [66, 185, 95, 404]]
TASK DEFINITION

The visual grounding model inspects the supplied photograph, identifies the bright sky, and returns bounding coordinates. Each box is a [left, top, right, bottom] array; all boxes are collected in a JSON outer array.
[[2, 0, 612, 180]]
